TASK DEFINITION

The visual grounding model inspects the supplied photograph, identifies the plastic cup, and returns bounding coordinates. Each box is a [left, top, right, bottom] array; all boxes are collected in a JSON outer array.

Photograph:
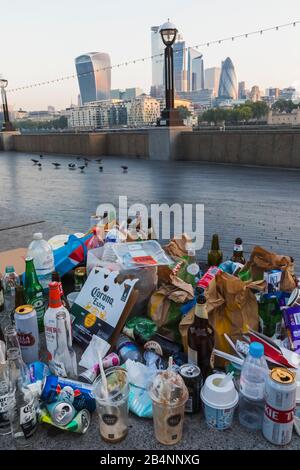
[[201, 373, 239, 431], [93, 367, 129, 443], [66, 292, 79, 309], [149, 370, 188, 445]]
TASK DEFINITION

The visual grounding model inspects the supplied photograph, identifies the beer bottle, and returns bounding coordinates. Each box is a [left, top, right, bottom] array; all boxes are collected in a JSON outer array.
[[207, 234, 223, 266], [231, 237, 246, 265], [51, 271, 70, 310], [184, 243, 200, 286], [187, 290, 214, 380], [24, 257, 45, 333]]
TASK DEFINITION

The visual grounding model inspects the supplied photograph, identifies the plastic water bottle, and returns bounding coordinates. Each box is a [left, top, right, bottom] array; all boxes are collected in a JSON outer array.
[[116, 334, 143, 363], [27, 233, 55, 291], [238, 342, 268, 431]]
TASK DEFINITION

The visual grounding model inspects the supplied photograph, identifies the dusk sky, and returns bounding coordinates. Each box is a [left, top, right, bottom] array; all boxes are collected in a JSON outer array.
[[2, 0, 300, 110]]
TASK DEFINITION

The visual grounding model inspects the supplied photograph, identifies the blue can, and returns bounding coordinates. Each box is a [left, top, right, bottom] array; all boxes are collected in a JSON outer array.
[[41, 375, 96, 412]]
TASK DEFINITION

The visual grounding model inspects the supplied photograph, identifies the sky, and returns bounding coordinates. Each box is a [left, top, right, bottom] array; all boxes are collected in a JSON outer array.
[[1, 0, 300, 111]]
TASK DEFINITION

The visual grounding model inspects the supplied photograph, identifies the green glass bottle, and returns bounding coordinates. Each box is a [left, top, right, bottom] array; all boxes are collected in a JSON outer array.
[[207, 234, 223, 267], [24, 257, 45, 332]]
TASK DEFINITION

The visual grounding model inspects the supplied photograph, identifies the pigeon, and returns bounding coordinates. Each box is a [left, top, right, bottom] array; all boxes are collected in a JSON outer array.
[[37, 162, 42, 169], [78, 165, 85, 172], [95, 159, 102, 163], [39, 154, 43, 159], [68, 163, 77, 170], [52, 162, 61, 168], [121, 165, 128, 172], [99, 166, 103, 172], [31, 159, 39, 164]]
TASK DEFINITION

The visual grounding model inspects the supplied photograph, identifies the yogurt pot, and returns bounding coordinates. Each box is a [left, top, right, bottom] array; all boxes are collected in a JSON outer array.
[[201, 373, 239, 431]]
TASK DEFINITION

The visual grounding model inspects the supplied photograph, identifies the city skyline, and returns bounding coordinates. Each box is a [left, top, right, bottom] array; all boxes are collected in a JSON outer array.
[[2, 0, 300, 110]]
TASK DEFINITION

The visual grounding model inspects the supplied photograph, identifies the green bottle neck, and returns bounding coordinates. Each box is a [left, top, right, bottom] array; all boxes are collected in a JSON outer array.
[[211, 235, 220, 251]]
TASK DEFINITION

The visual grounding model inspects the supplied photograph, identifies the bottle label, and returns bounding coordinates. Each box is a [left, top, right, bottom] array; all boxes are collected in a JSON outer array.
[[187, 263, 200, 275], [188, 347, 198, 365], [239, 376, 265, 400], [234, 244, 243, 252], [20, 400, 37, 438], [52, 361, 67, 377], [0, 393, 9, 414], [194, 304, 208, 319]]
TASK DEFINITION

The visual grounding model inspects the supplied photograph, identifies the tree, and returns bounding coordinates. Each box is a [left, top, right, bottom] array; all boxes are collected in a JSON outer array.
[[246, 101, 268, 119], [237, 105, 253, 121], [176, 105, 192, 120], [13, 116, 68, 130], [272, 100, 297, 113]]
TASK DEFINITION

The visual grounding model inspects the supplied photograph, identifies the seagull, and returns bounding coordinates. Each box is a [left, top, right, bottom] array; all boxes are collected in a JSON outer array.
[[31, 159, 39, 164], [78, 165, 85, 172], [39, 154, 43, 159], [121, 165, 128, 172], [52, 162, 61, 169], [99, 166, 103, 172]]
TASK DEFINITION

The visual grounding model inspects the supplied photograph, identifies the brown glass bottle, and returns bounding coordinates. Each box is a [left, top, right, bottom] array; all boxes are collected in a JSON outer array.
[[207, 234, 223, 266], [231, 237, 246, 264], [187, 293, 214, 380], [51, 271, 70, 310]]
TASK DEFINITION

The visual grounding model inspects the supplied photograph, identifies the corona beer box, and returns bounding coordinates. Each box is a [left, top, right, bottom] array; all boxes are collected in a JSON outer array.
[[71, 267, 138, 350]]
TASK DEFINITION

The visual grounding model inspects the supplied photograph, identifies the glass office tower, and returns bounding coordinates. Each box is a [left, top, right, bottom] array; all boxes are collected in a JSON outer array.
[[75, 52, 111, 104]]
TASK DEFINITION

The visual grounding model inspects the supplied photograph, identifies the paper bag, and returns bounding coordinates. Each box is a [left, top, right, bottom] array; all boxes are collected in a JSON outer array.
[[148, 274, 194, 342], [240, 246, 296, 292], [163, 234, 192, 258], [206, 271, 265, 366]]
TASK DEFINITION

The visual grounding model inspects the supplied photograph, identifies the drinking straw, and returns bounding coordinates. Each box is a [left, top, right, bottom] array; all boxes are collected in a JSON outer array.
[[97, 348, 108, 399], [224, 333, 244, 359], [213, 349, 244, 366], [168, 356, 173, 373], [219, 372, 234, 387]]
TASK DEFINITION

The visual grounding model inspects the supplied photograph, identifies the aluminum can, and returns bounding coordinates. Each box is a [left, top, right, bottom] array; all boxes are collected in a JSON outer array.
[[103, 352, 120, 369], [41, 375, 96, 412], [14, 305, 39, 363], [179, 364, 203, 414], [46, 400, 76, 426], [79, 354, 120, 384], [262, 367, 296, 445], [74, 267, 86, 292]]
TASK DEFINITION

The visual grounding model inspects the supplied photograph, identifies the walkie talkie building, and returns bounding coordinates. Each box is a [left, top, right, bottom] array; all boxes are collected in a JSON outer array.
[[75, 52, 111, 104]]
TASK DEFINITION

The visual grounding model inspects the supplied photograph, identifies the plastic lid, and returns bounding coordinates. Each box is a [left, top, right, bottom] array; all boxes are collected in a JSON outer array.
[[149, 370, 188, 406], [249, 341, 264, 358], [5, 265, 15, 273], [33, 232, 43, 240]]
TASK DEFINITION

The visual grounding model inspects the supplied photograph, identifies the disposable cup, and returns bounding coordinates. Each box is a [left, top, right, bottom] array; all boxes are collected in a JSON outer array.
[[201, 373, 238, 431], [93, 367, 129, 443], [149, 370, 188, 445]]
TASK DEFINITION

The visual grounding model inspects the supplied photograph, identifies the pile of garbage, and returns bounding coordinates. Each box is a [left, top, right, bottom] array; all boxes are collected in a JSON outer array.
[[1, 212, 300, 448]]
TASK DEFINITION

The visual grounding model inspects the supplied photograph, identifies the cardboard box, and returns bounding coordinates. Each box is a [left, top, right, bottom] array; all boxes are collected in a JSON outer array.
[[0, 248, 27, 275]]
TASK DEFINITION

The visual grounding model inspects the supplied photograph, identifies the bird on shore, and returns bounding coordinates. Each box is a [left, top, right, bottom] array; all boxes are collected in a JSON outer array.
[[31, 159, 39, 164], [84, 157, 90, 163], [99, 166, 103, 172], [39, 154, 43, 159], [52, 162, 61, 169], [37, 162, 42, 169], [78, 165, 85, 172], [121, 165, 128, 172], [68, 163, 77, 170]]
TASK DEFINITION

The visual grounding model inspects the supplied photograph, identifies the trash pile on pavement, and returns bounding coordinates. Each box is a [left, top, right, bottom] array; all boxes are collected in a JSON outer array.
[[1, 211, 300, 448]]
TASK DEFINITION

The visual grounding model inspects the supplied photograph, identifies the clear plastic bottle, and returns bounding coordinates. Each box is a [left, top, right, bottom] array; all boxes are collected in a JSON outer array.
[[27, 233, 55, 291], [116, 334, 143, 363], [238, 341, 268, 431], [7, 348, 37, 448]]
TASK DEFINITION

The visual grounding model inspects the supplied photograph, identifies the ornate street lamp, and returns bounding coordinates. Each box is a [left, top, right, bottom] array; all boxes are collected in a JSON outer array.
[[158, 20, 183, 126], [0, 78, 14, 131]]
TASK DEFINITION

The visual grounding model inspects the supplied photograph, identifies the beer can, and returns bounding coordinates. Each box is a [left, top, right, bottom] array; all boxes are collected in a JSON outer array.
[[41, 375, 96, 412], [262, 367, 296, 445], [14, 305, 39, 363], [74, 267, 86, 292], [46, 401, 76, 426], [65, 409, 90, 434], [179, 364, 202, 414]]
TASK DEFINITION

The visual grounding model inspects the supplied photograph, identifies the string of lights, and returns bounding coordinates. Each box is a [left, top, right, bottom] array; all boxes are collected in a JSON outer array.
[[6, 20, 299, 93]]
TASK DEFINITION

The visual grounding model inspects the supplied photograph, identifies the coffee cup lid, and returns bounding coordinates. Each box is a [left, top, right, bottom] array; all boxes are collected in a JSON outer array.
[[201, 373, 238, 409]]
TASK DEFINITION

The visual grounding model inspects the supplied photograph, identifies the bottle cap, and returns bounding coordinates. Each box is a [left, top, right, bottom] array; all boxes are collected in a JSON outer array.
[[5, 265, 15, 273], [33, 232, 43, 240], [249, 341, 264, 358]]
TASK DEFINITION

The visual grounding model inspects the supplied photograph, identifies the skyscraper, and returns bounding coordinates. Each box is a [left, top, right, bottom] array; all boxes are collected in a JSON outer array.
[[151, 26, 164, 89], [218, 58, 237, 100], [75, 52, 111, 104], [204, 67, 221, 96], [238, 81, 246, 99], [173, 35, 188, 92], [188, 49, 204, 91]]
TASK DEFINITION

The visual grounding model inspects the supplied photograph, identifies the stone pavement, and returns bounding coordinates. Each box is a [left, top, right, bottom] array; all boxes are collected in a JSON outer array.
[[1, 151, 300, 450]]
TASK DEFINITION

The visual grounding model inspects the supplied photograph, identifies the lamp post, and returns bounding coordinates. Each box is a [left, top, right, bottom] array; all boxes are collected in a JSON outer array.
[[158, 20, 183, 126], [0, 79, 14, 131]]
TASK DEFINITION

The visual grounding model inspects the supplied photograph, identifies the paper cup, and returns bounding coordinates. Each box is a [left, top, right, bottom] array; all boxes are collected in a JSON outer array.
[[201, 373, 239, 431]]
